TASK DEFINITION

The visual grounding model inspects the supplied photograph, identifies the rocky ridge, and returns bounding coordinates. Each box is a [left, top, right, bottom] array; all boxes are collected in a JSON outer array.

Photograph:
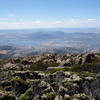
[[0, 52, 100, 100]]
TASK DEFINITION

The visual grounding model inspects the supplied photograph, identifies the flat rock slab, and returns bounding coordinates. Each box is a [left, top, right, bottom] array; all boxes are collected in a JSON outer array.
[[47, 66, 65, 70]]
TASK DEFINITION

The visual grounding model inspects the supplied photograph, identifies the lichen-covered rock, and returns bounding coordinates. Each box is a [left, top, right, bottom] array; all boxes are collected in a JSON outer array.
[[46, 92, 56, 100], [63, 81, 79, 95], [73, 93, 92, 100], [64, 94, 70, 100], [75, 53, 95, 65], [1, 77, 28, 97], [19, 81, 54, 100], [70, 74, 82, 82], [75, 57, 83, 64], [13, 71, 44, 80], [41, 94, 47, 100], [82, 79, 100, 99], [55, 95, 63, 100], [0, 90, 16, 100], [21, 58, 30, 65], [82, 53, 94, 64], [60, 59, 72, 66], [58, 86, 68, 97]]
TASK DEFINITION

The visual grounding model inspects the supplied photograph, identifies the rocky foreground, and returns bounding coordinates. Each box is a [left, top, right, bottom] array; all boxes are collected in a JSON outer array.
[[0, 52, 100, 100]]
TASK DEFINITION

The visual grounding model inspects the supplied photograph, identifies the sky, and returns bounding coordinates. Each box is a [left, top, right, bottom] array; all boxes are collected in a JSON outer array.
[[0, 0, 100, 29]]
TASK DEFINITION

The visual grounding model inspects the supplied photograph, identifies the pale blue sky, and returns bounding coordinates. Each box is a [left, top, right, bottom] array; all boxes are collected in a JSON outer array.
[[0, 0, 100, 29]]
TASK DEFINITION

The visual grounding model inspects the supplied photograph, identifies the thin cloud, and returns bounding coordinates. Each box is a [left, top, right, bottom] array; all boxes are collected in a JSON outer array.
[[87, 19, 96, 22], [0, 19, 100, 29], [8, 14, 16, 17], [0, 18, 9, 21], [88, 19, 96, 21], [71, 18, 79, 22], [56, 21, 63, 24], [34, 21, 41, 24]]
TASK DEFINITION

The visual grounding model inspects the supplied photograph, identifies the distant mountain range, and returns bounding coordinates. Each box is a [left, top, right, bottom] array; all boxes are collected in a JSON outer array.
[[0, 28, 100, 58], [0, 44, 99, 58]]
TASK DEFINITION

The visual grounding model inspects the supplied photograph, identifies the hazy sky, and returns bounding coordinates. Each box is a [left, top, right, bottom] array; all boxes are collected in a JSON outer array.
[[0, 0, 100, 29]]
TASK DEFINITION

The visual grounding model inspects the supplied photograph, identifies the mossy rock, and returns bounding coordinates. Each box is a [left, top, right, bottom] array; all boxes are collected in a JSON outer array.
[[19, 88, 33, 100], [73, 93, 92, 100], [1, 77, 29, 96], [19, 93, 30, 100], [64, 82, 79, 88], [0, 95, 16, 100], [0, 86, 4, 91], [63, 81, 79, 95], [11, 77, 29, 96], [1, 80, 12, 88], [79, 71, 95, 77], [46, 92, 56, 100], [0, 90, 16, 100], [4, 86, 12, 91]]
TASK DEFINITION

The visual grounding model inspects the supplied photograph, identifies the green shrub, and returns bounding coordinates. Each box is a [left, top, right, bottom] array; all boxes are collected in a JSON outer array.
[[70, 64, 82, 72], [29, 60, 60, 71], [46, 67, 69, 74], [2, 80, 11, 87], [4, 86, 12, 91], [92, 58, 100, 64], [29, 63, 47, 71], [0, 92, 16, 100], [64, 81, 79, 89], [0, 71, 12, 81], [46, 92, 56, 100], [19, 94, 30, 100], [79, 71, 95, 77], [81, 63, 100, 73], [14, 58, 21, 64], [70, 64, 100, 73], [3, 77, 29, 96], [0, 86, 4, 91]]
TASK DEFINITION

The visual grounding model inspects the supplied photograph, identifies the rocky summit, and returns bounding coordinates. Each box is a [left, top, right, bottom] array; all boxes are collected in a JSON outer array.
[[0, 52, 100, 100]]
